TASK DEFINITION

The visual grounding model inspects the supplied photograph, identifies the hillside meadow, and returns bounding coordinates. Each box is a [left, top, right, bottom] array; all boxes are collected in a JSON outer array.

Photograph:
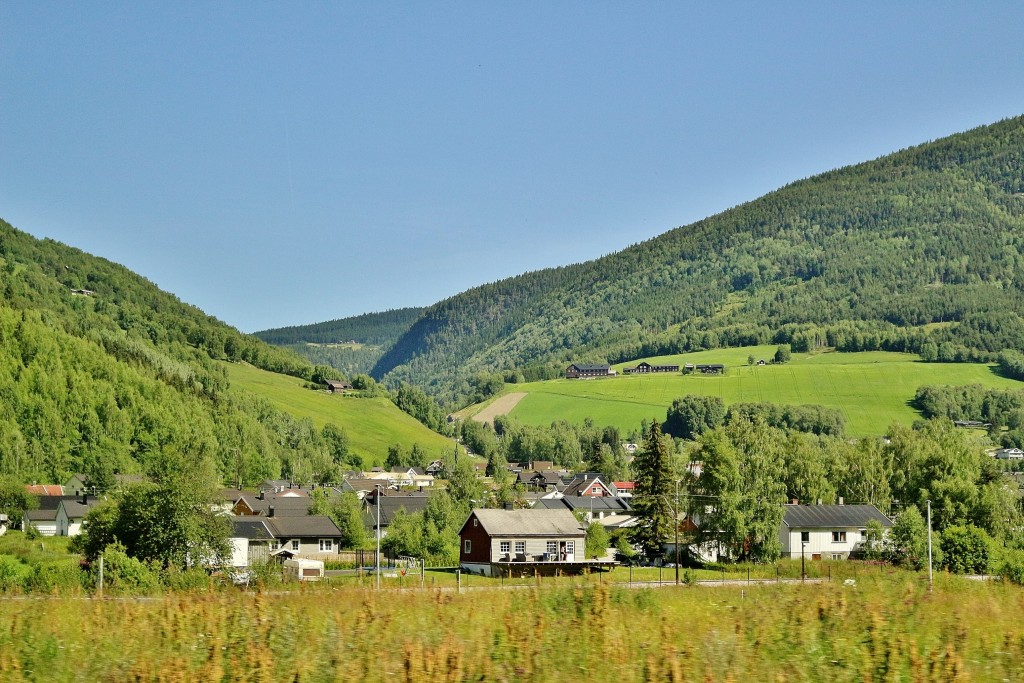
[[1, 574, 1021, 681], [224, 362, 458, 467], [470, 349, 1024, 437]]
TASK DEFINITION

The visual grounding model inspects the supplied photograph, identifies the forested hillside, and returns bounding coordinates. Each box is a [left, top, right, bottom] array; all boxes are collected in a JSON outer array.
[[0, 220, 362, 486], [254, 307, 425, 377], [371, 116, 1024, 404], [254, 307, 424, 346]]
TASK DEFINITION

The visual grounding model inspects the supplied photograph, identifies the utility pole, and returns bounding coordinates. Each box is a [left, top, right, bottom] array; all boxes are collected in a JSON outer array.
[[375, 484, 382, 591], [674, 478, 681, 585]]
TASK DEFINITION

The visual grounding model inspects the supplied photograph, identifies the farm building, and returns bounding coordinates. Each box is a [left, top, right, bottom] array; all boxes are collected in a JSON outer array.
[[623, 361, 680, 374], [565, 363, 613, 379]]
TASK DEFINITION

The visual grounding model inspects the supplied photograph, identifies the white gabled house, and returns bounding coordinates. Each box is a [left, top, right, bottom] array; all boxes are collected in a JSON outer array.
[[779, 503, 892, 560]]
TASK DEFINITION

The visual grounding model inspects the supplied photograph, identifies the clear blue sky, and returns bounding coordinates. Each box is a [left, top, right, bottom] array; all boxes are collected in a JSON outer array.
[[3, 3, 1023, 333]]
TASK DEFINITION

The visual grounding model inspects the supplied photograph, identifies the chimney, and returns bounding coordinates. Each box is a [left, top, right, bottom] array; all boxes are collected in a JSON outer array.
[[838, 496, 844, 505], [258, 490, 264, 500], [81, 492, 88, 505], [268, 505, 275, 518], [791, 498, 798, 505], [816, 499, 822, 506]]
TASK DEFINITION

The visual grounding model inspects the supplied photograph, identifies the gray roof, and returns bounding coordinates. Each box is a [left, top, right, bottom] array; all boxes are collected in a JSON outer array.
[[236, 494, 314, 517], [364, 495, 431, 527], [59, 498, 99, 520], [231, 517, 275, 541], [569, 364, 610, 371], [541, 496, 631, 513], [464, 508, 585, 537], [782, 504, 892, 529], [24, 509, 58, 522], [265, 515, 343, 538]]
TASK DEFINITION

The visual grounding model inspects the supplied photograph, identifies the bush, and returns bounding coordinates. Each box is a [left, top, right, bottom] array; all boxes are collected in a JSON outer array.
[[997, 547, 1024, 584], [939, 525, 992, 575], [25, 560, 85, 594], [95, 543, 162, 594], [0, 555, 30, 593]]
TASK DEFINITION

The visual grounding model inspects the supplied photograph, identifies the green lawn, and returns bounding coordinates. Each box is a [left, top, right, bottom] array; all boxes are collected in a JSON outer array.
[[485, 349, 1023, 436], [223, 362, 458, 466]]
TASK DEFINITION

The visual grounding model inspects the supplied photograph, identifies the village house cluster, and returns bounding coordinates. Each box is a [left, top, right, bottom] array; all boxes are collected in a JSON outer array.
[[11, 457, 896, 580]]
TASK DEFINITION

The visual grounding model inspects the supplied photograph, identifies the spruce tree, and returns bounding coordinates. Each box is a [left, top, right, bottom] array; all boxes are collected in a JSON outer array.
[[630, 421, 675, 561]]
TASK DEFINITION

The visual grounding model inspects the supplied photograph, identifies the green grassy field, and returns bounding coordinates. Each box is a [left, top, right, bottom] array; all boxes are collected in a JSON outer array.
[[223, 362, 458, 466], [3, 572, 1022, 681], [477, 349, 1024, 436]]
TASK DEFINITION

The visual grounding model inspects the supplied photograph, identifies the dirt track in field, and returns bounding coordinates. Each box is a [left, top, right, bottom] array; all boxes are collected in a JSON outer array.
[[472, 392, 528, 424]]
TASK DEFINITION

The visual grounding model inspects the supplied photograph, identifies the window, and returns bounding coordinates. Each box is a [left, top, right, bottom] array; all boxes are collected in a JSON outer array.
[[832, 531, 847, 543], [565, 541, 575, 556], [515, 541, 525, 555], [269, 541, 279, 551], [291, 540, 300, 551], [464, 539, 471, 554], [831, 554, 843, 561], [546, 541, 558, 555], [319, 539, 333, 552], [800, 531, 809, 543], [500, 541, 510, 554]]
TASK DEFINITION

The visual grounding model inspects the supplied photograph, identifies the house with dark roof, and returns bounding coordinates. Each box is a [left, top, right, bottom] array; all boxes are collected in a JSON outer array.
[[24, 495, 100, 536], [694, 363, 726, 375], [233, 492, 315, 517], [229, 514, 344, 567], [363, 491, 432, 536], [565, 363, 613, 379], [533, 495, 631, 524], [623, 361, 680, 374], [459, 508, 615, 576], [561, 473, 616, 498], [56, 495, 102, 536], [779, 504, 892, 560]]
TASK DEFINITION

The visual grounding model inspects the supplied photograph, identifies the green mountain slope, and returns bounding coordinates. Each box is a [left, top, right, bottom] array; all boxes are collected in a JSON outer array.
[[460, 349, 1023, 437], [0, 220, 435, 486], [223, 362, 456, 465], [371, 116, 1024, 402]]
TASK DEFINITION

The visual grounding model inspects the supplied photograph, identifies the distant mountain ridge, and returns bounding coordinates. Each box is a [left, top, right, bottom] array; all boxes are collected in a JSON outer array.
[[357, 116, 1024, 402], [254, 307, 424, 346]]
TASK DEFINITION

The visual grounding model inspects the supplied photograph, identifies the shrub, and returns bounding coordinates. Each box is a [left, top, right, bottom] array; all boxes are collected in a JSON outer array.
[[939, 525, 992, 575], [0, 555, 30, 593], [95, 543, 162, 594]]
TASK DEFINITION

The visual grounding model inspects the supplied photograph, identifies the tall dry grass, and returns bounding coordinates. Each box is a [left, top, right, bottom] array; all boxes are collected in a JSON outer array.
[[1, 573, 1021, 681]]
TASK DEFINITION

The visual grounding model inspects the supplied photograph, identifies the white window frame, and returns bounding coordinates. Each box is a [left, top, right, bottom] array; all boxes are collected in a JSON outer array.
[[831, 553, 843, 561], [319, 538, 334, 552], [515, 540, 526, 555], [499, 541, 510, 554], [565, 541, 575, 556], [464, 539, 471, 554], [291, 539, 300, 551], [546, 541, 558, 555], [832, 531, 847, 543]]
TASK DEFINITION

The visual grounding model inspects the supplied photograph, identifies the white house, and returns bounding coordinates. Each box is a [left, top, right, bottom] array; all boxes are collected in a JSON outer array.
[[779, 504, 892, 561], [55, 497, 101, 537], [995, 448, 1024, 460]]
